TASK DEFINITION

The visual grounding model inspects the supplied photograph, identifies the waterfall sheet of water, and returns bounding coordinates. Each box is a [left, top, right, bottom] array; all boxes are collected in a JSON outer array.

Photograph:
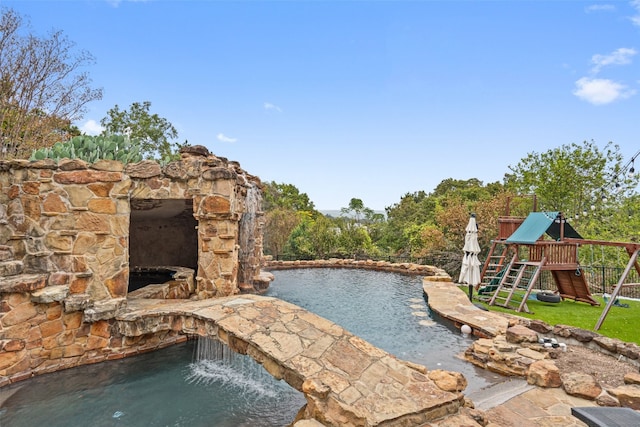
[[238, 183, 261, 286], [187, 337, 280, 398]]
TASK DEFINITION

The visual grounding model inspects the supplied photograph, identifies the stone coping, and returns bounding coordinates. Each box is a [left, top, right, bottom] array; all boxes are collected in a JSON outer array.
[[264, 258, 451, 278], [422, 279, 510, 339], [422, 278, 640, 367]]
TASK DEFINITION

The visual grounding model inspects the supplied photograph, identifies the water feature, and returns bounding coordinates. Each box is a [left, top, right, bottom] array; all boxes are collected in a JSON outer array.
[[238, 183, 261, 287], [0, 340, 305, 427], [0, 268, 501, 426]]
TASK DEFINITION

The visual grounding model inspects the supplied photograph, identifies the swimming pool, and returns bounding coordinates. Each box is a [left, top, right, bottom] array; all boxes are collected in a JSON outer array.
[[0, 268, 499, 426]]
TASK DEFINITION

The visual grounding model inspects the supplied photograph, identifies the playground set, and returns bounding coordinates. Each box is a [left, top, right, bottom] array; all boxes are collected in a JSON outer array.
[[477, 208, 640, 330]]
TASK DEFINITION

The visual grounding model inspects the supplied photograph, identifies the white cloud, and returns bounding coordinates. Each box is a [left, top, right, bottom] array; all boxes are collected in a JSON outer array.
[[573, 77, 636, 104], [591, 47, 637, 73], [585, 4, 616, 13], [631, 0, 640, 26], [264, 102, 282, 113], [217, 133, 237, 143], [80, 119, 103, 135]]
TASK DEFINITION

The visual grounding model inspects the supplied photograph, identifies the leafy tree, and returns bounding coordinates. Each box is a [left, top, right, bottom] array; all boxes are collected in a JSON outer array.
[[380, 191, 436, 254], [0, 7, 102, 159], [435, 190, 513, 256], [284, 213, 315, 259], [306, 215, 340, 258], [262, 182, 318, 258], [262, 181, 316, 213], [505, 141, 636, 240], [263, 207, 301, 256], [340, 198, 375, 224], [335, 216, 378, 258], [100, 101, 182, 160], [402, 223, 446, 257]]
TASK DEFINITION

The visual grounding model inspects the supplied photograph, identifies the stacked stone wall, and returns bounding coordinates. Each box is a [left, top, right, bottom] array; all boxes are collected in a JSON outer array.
[[264, 258, 451, 278], [0, 147, 265, 386]]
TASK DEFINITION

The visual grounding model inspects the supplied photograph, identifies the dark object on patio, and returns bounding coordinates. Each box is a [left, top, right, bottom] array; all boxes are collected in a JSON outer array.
[[473, 303, 488, 311], [536, 291, 561, 303], [571, 406, 640, 427]]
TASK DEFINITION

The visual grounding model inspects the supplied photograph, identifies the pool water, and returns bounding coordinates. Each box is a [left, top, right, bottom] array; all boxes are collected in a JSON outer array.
[[0, 341, 305, 427], [0, 268, 500, 426], [266, 268, 498, 391]]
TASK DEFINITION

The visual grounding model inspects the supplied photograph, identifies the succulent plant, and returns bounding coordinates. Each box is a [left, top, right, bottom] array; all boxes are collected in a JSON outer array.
[[30, 135, 144, 164]]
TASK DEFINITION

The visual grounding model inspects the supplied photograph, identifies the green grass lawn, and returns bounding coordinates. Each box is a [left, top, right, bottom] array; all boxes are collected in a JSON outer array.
[[469, 289, 640, 345]]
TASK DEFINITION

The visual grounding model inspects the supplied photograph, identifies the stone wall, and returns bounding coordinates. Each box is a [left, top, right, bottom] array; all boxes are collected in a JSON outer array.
[[264, 258, 452, 278], [0, 146, 267, 385]]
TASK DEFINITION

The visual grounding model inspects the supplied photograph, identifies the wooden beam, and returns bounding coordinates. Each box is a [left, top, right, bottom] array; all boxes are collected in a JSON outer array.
[[595, 248, 640, 331]]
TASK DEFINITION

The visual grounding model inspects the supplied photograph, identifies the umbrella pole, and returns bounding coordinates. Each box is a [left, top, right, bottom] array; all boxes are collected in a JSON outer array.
[[468, 284, 473, 301]]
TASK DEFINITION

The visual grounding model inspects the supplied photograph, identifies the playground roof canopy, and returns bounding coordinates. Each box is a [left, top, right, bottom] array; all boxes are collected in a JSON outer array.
[[505, 211, 583, 244]]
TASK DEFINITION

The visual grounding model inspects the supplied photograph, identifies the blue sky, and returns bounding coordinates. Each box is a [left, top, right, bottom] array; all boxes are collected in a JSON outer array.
[[3, 0, 640, 210]]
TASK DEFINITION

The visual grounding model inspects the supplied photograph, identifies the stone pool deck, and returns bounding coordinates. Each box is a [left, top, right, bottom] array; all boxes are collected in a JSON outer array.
[[117, 295, 467, 427]]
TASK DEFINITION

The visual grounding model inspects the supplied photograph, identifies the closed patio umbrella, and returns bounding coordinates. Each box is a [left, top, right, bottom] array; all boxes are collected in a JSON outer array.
[[458, 214, 481, 301]]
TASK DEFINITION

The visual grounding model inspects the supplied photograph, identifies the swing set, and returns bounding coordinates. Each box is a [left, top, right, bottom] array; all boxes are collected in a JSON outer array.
[[479, 205, 640, 331]]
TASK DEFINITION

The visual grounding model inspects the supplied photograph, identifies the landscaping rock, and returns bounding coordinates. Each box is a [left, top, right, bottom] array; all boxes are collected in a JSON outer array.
[[593, 335, 621, 353], [527, 360, 561, 388], [505, 324, 538, 344], [561, 372, 602, 400], [525, 320, 553, 335], [625, 372, 640, 385], [617, 342, 640, 360], [596, 391, 621, 407], [570, 328, 598, 343], [428, 369, 468, 393], [551, 324, 573, 338], [608, 384, 640, 410]]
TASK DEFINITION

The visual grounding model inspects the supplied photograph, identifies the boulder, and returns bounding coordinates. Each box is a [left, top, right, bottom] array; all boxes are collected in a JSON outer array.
[[561, 372, 602, 400], [527, 359, 562, 388], [608, 384, 640, 410], [428, 369, 468, 392], [505, 325, 538, 344], [624, 372, 640, 385], [596, 390, 620, 407]]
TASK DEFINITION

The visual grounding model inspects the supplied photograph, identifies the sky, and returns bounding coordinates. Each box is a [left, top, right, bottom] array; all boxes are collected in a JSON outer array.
[[3, 0, 640, 210]]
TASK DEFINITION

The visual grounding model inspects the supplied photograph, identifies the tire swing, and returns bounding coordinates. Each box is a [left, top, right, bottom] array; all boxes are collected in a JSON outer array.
[[536, 291, 561, 304]]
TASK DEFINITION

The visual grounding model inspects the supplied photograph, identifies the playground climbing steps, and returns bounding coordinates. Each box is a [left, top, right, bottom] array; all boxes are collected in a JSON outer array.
[[487, 255, 545, 313]]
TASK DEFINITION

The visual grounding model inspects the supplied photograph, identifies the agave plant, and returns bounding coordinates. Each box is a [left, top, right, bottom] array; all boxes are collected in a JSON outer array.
[[30, 135, 143, 164]]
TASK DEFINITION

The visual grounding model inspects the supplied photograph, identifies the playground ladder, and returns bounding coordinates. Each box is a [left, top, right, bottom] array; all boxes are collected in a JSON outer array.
[[481, 242, 510, 286], [488, 255, 545, 313], [477, 242, 513, 301]]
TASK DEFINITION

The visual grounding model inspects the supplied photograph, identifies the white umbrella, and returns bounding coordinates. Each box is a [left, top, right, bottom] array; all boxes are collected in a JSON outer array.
[[459, 214, 481, 300]]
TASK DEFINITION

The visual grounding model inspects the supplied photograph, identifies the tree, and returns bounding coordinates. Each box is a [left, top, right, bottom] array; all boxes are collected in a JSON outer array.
[[505, 141, 636, 239], [341, 198, 372, 223], [100, 101, 182, 160], [262, 181, 316, 213], [263, 207, 301, 256], [0, 7, 102, 159], [262, 182, 318, 258]]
